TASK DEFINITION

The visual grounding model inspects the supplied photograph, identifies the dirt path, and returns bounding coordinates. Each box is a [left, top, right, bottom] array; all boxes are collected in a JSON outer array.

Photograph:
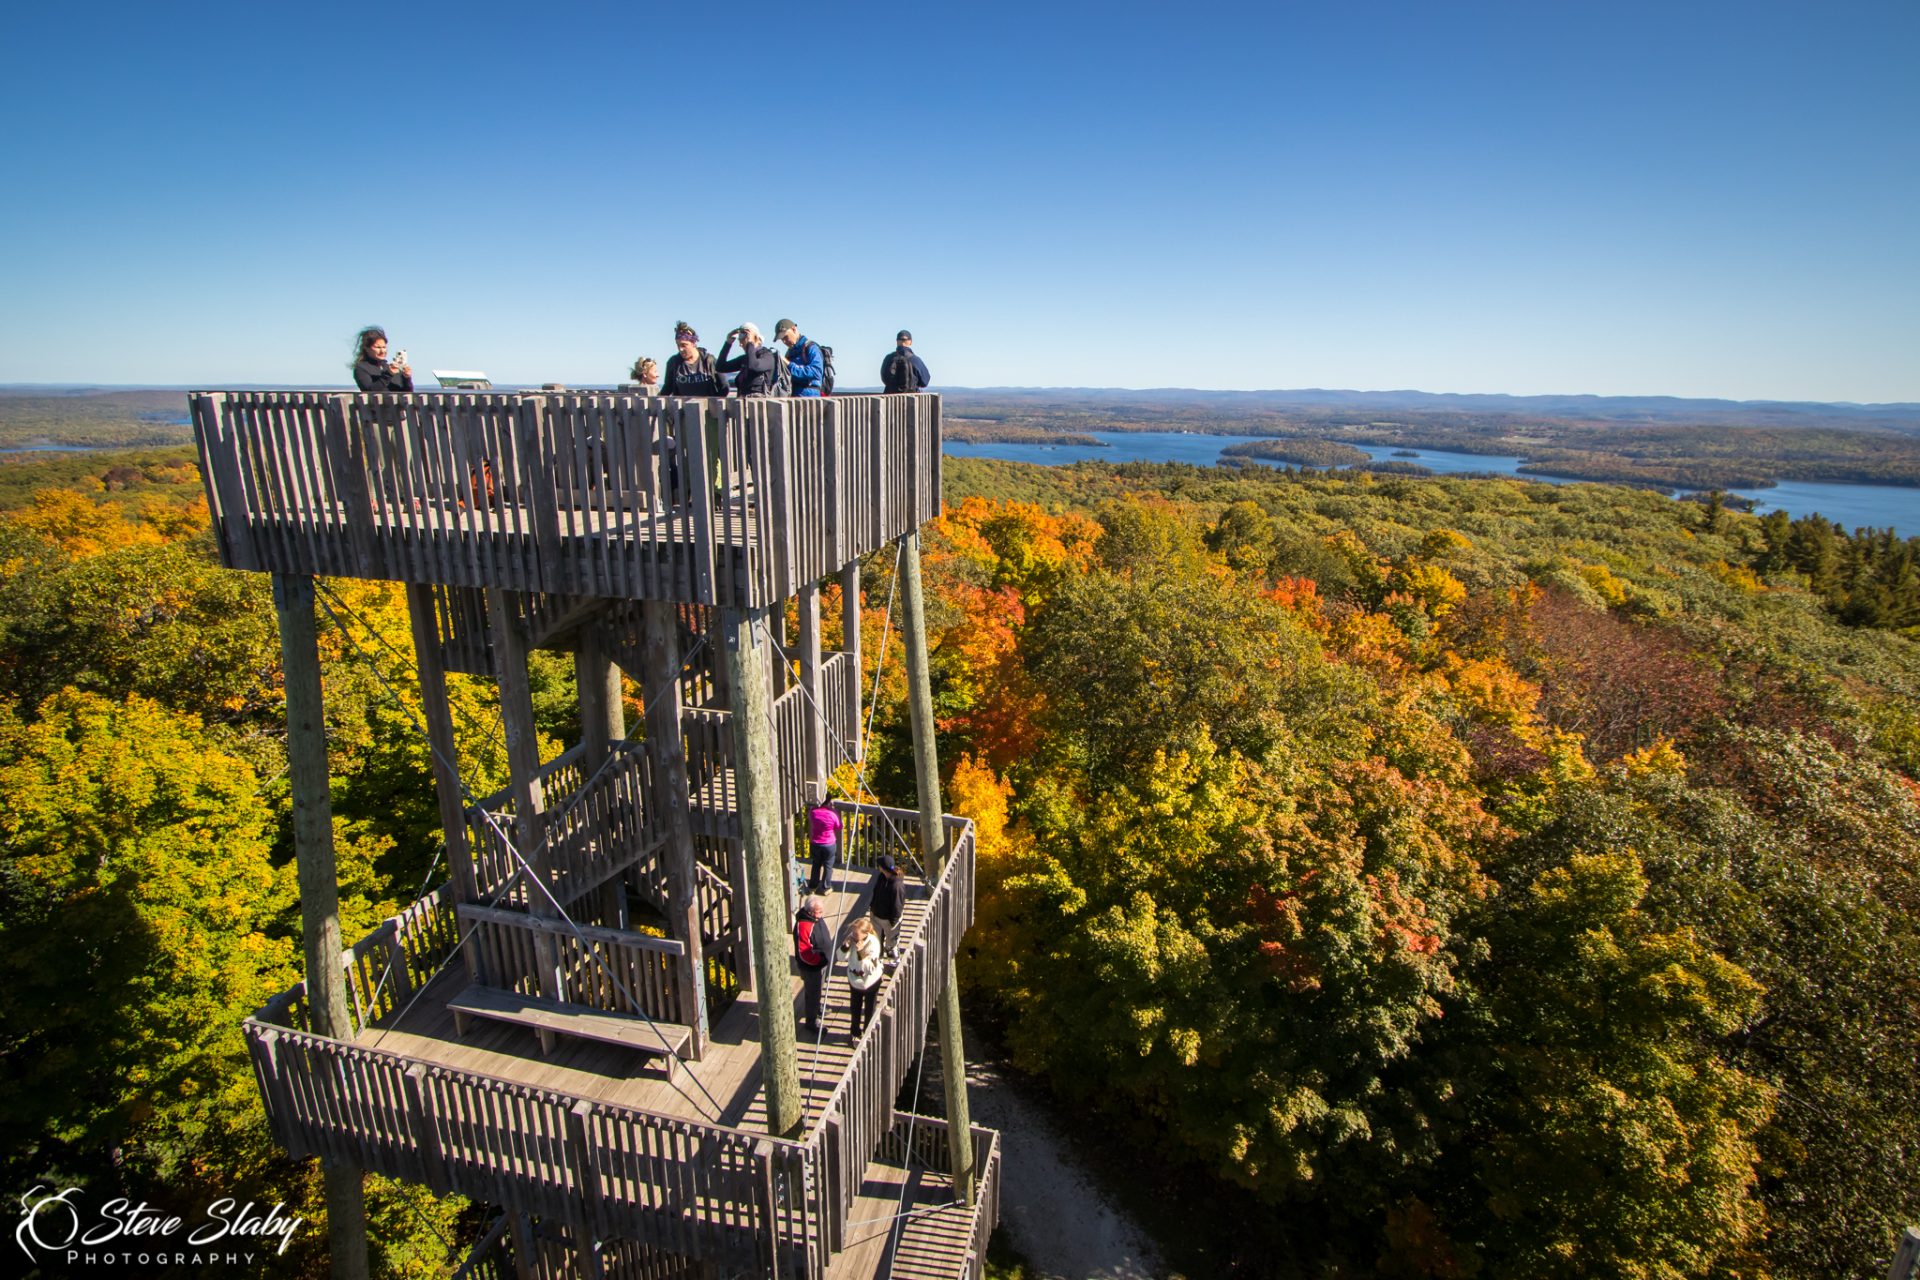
[[925, 1025, 1165, 1280]]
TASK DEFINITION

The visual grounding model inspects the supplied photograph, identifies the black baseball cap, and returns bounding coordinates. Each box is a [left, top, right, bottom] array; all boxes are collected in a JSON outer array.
[[896, 329, 912, 341]]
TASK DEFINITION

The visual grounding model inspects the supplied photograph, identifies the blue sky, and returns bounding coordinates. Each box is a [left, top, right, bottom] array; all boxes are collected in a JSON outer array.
[[1, 1, 1915, 400]]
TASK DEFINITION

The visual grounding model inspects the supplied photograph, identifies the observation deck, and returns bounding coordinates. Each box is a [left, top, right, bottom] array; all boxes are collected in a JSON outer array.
[[192, 388, 998, 1278], [190, 391, 941, 609]]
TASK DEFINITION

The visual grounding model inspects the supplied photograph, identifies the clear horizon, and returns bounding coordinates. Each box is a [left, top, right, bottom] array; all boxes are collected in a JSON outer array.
[[6, 381, 1920, 412], [1, 1, 1915, 401]]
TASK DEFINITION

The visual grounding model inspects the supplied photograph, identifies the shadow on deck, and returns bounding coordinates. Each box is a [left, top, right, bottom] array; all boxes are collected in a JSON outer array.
[[352, 868, 935, 1132]]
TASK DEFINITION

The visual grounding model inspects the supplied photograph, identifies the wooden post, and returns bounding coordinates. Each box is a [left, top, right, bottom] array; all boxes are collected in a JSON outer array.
[[271, 573, 371, 1280], [575, 620, 624, 764], [723, 604, 803, 1138], [798, 581, 827, 802], [404, 585, 478, 907], [488, 589, 560, 1051], [898, 532, 977, 1205], [576, 618, 629, 932], [643, 600, 711, 1060], [507, 1212, 538, 1280], [839, 559, 862, 763]]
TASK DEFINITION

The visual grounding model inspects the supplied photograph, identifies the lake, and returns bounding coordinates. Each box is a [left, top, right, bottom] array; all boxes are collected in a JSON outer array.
[[943, 432, 1918, 537]]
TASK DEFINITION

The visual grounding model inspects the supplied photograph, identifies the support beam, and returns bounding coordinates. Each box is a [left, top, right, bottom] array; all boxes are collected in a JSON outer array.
[[575, 621, 624, 766], [898, 532, 977, 1205], [488, 589, 550, 889], [271, 574, 370, 1280], [723, 604, 803, 1138], [840, 560, 862, 763], [488, 589, 561, 1050], [404, 585, 478, 908], [507, 1212, 537, 1280], [798, 581, 827, 803], [644, 600, 711, 1059]]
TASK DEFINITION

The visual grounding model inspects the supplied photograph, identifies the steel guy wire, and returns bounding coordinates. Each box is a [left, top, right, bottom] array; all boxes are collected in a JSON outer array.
[[312, 582, 726, 1119]]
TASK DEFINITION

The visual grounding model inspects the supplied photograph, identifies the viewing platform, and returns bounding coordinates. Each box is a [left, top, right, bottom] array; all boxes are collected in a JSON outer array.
[[189, 391, 942, 608], [194, 385, 998, 1278], [245, 803, 989, 1279]]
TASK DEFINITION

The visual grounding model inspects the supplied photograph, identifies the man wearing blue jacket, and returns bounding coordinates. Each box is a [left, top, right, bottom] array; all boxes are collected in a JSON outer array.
[[773, 319, 824, 397], [881, 330, 930, 393]]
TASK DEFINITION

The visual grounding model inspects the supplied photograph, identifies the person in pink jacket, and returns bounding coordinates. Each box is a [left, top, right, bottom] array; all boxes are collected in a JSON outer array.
[[807, 802, 842, 894]]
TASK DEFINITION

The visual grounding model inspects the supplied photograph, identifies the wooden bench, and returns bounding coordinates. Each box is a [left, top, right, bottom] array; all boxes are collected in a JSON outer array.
[[448, 984, 692, 1080]]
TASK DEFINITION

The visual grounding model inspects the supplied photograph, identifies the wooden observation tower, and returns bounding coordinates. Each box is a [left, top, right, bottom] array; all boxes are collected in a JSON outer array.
[[190, 389, 1000, 1279]]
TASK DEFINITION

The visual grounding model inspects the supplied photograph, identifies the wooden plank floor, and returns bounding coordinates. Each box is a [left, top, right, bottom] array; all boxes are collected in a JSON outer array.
[[354, 865, 933, 1134], [825, 1150, 974, 1280]]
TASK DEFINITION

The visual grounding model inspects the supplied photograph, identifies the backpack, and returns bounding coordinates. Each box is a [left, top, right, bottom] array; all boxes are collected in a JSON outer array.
[[795, 916, 827, 968], [818, 344, 836, 395], [771, 349, 793, 397], [885, 351, 916, 393]]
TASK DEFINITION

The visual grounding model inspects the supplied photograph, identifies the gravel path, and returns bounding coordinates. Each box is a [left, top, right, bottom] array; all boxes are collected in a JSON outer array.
[[932, 1025, 1165, 1280]]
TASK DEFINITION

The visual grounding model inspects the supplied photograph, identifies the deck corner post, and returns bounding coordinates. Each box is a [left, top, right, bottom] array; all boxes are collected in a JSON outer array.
[[401, 1064, 449, 1194], [271, 571, 372, 1279], [753, 1139, 783, 1278], [898, 531, 977, 1206], [724, 604, 803, 1139], [566, 1100, 606, 1264]]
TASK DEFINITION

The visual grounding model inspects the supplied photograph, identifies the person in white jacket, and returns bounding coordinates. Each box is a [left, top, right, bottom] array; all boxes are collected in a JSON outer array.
[[838, 916, 885, 1037]]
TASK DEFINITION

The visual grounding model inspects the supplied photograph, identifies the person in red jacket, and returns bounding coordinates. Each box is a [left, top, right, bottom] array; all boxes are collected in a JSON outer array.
[[793, 895, 831, 1037]]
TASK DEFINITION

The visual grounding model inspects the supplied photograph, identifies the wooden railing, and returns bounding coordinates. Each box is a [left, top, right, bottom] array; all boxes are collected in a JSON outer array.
[[805, 813, 976, 1255], [340, 883, 462, 1035], [244, 803, 977, 1279], [881, 1118, 1003, 1280], [455, 1120, 1000, 1280], [682, 649, 858, 833], [626, 831, 751, 1012], [191, 390, 941, 608], [457, 903, 692, 1028], [466, 741, 662, 907]]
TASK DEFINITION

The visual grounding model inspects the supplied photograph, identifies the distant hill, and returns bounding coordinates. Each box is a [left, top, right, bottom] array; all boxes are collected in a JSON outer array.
[[948, 386, 1920, 434]]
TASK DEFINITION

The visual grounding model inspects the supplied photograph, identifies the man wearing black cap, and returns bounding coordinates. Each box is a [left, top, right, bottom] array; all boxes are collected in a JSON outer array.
[[773, 319, 826, 397], [881, 330, 930, 394]]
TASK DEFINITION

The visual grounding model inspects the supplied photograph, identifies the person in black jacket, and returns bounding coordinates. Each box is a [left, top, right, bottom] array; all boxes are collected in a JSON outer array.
[[661, 323, 726, 396], [868, 854, 907, 960], [352, 326, 413, 392], [880, 330, 929, 393], [716, 323, 781, 397]]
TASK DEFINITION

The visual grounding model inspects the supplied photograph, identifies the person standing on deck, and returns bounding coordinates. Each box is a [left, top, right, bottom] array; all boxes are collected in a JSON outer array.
[[807, 800, 842, 893], [794, 895, 832, 1036], [716, 323, 784, 397], [628, 356, 660, 392], [838, 916, 884, 1037], [661, 323, 726, 397], [868, 853, 906, 961], [352, 326, 413, 392], [773, 319, 825, 397], [880, 330, 929, 393]]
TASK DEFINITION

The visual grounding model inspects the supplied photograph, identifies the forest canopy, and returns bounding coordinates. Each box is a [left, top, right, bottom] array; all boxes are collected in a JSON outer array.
[[0, 446, 1915, 1278]]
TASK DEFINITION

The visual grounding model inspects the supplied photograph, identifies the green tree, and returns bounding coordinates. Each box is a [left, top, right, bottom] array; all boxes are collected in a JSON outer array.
[[0, 689, 297, 1192]]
